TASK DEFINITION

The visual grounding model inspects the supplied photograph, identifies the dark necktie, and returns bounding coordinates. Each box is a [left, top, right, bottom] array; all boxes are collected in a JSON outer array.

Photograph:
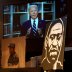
[[32, 20, 37, 36]]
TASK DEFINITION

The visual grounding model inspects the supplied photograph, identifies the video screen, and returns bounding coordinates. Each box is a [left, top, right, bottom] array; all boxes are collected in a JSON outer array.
[[3, 1, 55, 39], [2, 0, 67, 70]]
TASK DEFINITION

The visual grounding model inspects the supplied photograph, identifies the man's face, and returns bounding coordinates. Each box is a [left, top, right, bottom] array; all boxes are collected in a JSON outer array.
[[46, 23, 63, 64], [9, 48, 15, 55], [30, 6, 38, 19]]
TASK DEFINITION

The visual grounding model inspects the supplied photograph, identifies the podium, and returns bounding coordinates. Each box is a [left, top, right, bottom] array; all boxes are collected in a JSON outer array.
[[1, 36, 26, 68]]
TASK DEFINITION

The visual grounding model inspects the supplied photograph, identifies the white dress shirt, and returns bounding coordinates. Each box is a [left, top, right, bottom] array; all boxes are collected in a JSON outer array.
[[31, 17, 38, 31]]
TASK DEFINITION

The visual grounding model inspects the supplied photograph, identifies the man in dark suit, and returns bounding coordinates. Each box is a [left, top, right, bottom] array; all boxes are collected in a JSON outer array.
[[21, 5, 46, 62], [21, 5, 46, 38]]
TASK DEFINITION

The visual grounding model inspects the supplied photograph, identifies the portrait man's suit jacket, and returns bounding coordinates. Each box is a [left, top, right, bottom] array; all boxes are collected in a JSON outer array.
[[21, 19, 46, 38]]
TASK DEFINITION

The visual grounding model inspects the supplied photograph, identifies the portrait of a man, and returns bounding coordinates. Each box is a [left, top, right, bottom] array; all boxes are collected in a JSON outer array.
[[41, 17, 66, 70], [1, 36, 25, 68], [8, 43, 19, 66]]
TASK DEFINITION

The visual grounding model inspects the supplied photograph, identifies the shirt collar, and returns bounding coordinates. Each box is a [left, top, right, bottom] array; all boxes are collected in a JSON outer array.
[[31, 17, 38, 30], [31, 17, 38, 22]]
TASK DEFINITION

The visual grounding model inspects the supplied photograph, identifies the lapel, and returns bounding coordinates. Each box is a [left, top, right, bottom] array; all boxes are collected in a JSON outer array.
[[29, 20, 32, 27], [38, 19, 42, 28]]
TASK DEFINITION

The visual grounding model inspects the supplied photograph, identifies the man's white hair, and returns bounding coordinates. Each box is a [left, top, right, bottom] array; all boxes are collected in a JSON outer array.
[[29, 5, 38, 11]]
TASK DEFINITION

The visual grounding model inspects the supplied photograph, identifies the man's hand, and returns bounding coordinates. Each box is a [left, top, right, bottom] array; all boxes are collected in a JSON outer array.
[[26, 27, 31, 35], [37, 28, 43, 37]]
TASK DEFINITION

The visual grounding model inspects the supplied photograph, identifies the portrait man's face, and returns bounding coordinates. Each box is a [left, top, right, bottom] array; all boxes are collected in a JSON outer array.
[[45, 23, 63, 64], [30, 5, 38, 19], [8, 43, 15, 55], [9, 47, 15, 54]]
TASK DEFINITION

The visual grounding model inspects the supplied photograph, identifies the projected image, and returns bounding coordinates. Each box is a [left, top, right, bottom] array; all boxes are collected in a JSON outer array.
[[3, 1, 55, 39], [21, 4, 46, 38], [41, 18, 65, 70]]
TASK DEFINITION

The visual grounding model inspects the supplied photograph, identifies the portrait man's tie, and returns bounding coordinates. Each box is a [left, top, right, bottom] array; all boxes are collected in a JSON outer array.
[[33, 20, 37, 36]]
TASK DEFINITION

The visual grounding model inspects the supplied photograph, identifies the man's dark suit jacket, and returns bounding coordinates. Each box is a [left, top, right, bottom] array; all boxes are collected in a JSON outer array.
[[21, 19, 46, 61], [21, 19, 46, 38]]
